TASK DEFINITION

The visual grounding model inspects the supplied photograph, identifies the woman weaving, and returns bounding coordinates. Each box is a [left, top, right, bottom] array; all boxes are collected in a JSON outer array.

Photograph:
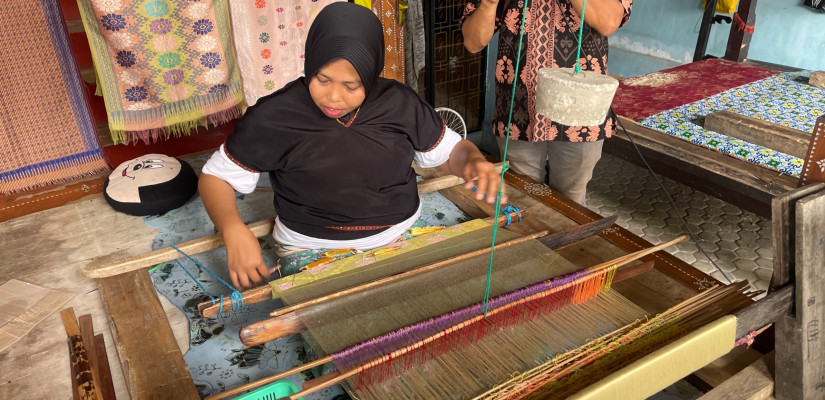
[[200, 2, 505, 290]]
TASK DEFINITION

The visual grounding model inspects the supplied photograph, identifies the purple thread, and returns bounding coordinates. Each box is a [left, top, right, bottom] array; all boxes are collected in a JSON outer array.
[[329, 269, 592, 371]]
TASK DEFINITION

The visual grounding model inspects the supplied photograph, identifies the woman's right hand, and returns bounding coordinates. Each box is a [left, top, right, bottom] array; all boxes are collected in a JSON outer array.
[[222, 223, 270, 289]]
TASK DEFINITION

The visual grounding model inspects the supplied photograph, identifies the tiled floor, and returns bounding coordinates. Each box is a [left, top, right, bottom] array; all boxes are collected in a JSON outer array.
[[586, 153, 774, 295]]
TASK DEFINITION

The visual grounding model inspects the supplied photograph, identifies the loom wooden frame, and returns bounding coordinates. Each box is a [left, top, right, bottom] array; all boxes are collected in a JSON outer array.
[[89, 170, 824, 400]]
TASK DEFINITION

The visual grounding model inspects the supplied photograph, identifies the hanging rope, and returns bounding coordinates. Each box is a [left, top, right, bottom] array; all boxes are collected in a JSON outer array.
[[171, 244, 245, 316], [482, 0, 534, 316], [573, 0, 587, 74]]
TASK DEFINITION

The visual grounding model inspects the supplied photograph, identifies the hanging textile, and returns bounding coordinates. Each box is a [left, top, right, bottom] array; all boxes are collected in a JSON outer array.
[[228, 0, 342, 107], [0, 0, 109, 195], [77, 0, 245, 144], [403, 0, 425, 91]]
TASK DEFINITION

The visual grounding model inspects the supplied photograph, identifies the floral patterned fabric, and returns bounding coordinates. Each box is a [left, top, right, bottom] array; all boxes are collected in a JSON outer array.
[[78, 0, 245, 144], [639, 71, 825, 177], [228, 0, 342, 106], [461, 0, 632, 143]]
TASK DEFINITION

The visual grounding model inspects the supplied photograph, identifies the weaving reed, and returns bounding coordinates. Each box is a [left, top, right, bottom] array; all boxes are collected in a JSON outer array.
[[77, 0, 245, 144], [0, 0, 108, 195]]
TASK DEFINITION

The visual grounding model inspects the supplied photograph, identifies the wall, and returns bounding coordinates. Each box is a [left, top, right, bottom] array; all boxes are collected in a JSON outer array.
[[609, 0, 825, 78]]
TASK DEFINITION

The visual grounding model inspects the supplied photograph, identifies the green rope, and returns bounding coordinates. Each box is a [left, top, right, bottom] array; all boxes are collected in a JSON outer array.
[[481, 0, 589, 316], [482, 0, 531, 317], [574, 0, 587, 74]]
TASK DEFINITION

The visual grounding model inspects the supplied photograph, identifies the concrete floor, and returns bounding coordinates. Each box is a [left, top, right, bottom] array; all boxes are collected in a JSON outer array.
[[586, 153, 774, 297]]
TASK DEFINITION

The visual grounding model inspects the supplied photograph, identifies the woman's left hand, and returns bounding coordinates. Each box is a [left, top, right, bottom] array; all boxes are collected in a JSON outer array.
[[446, 140, 507, 204], [462, 155, 507, 204]]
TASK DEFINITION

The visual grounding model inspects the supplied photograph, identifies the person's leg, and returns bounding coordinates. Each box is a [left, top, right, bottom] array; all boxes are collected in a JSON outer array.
[[496, 137, 549, 184], [546, 140, 604, 205]]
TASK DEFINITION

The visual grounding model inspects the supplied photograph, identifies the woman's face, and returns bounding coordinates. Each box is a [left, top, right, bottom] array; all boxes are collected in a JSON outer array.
[[308, 58, 366, 119]]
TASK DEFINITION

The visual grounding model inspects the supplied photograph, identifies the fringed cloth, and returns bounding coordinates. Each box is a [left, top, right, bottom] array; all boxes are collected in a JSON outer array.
[[0, 0, 109, 195], [228, 0, 341, 107], [77, 0, 245, 144]]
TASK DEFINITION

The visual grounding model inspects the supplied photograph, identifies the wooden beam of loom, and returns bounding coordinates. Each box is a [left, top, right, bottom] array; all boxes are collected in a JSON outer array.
[[704, 111, 811, 159], [81, 164, 504, 279], [197, 206, 535, 318], [774, 188, 825, 400]]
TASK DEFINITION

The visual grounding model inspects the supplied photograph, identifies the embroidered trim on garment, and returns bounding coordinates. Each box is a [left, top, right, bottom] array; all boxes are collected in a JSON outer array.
[[326, 224, 393, 231], [336, 107, 360, 127], [423, 121, 447, 152], [224, 145, 260, 173]]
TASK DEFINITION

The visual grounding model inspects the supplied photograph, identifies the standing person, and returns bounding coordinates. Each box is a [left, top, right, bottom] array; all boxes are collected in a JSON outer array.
[[461, 0, 632, 205], [199, 2, 505, 289]]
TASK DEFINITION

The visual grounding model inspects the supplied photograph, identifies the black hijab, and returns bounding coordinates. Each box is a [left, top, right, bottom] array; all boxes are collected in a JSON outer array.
[[304, 2, 384, 97], [225, 2, 446, 241]]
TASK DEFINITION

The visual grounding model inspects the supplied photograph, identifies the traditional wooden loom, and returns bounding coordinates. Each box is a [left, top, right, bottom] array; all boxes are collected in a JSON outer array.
[[81, 160, 825, 399]]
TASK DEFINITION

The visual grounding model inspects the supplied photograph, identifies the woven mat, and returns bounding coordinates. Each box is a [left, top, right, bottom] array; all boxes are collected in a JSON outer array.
[[77, 0, 245, 144], [0, 0, 109, 195]]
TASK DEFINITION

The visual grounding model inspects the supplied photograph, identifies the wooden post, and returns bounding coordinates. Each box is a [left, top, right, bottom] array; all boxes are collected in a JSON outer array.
[[694, 0, 718, 62], [770, 183, 825, 291], [723, 0, 757, 62], [774, 188, 825, 400]]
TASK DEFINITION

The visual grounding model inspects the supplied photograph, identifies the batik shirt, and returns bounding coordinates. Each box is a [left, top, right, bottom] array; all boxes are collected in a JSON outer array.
[[462, 0, 632, 142]]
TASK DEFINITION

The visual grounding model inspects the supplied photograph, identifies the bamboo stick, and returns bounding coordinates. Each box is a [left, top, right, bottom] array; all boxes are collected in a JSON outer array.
[[209, 242, 668, 400], [82, 168, 505, 279]]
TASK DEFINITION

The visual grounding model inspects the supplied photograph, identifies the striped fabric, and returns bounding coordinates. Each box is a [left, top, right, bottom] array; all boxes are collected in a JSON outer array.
[[77, 0, 245, 144], [0, 0, 109, 195]]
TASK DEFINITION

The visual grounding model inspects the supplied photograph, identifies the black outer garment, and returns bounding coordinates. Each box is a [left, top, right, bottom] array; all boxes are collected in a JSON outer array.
[[225, 77, 445, 240]]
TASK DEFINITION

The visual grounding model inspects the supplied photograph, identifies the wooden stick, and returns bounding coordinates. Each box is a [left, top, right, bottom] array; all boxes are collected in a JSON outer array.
[[93, 334, 116, 400], [82, 169, 505, 279], [198, 209, 530, 318], [270, 230, 550, 317], [61, 308, 103, 400], [207, 258, 656, 400], [77, 315, 104, 400]]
